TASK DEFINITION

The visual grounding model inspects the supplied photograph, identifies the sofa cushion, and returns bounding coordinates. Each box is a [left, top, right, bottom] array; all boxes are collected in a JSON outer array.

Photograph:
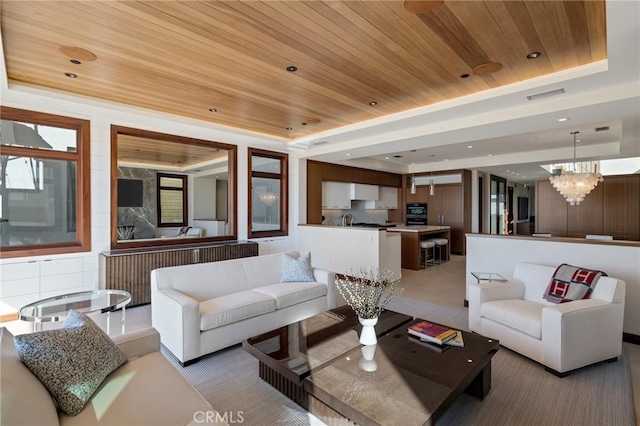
[[59, 352, 212, 426], [1, 327, 59, 426], [252, 282, 327, 309], [281, 252, 315, 283], [200, 291, 276, 331], [482, 300, 543, 339], [13, 310, 128, 416]]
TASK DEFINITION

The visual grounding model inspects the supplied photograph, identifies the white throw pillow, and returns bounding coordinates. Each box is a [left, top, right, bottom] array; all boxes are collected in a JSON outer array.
[[281, 252, 315, 282]]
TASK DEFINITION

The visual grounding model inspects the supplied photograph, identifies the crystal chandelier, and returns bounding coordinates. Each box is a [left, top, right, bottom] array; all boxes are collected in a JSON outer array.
[[549, 131, 603, 206]]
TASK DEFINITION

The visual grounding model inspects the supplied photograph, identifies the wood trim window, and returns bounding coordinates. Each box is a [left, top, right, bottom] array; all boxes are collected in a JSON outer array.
[[156, 173, 188, 227], [0, 106, 91, 259], [248, 148, 288, 238]]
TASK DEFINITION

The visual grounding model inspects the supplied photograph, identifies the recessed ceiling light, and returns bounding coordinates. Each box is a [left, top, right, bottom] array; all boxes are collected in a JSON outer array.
[[487, 154, 492, 157], [70, 59, 81, 65], [64, 72, 78, 78], [285, 127, 293, 130], [467, 145, 473, 148], [575, 139, 582, 142], [369, 101, 377, 106], [444, 159, 449, 161], [557, 117, 569, 122], [385, 157, 390, 160], [208, 108, 217, 112], [526, 51, 542, 59], [286, 65, 297, 72], [460, 73, 470, 78], [346, 153, 352, 156], [393, 155, 403, 158], [506, 169, 510, 172]]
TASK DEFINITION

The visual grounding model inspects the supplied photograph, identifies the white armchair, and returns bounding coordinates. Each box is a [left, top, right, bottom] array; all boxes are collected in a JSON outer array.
[[469, 262, 625, 376]]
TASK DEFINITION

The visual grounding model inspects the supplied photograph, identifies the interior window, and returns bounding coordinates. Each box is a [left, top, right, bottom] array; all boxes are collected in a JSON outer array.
[[157, 173, 187, 226], [0, 107, 91, 258], [111, 126, 237, 248], [249, 148, 288, 238]]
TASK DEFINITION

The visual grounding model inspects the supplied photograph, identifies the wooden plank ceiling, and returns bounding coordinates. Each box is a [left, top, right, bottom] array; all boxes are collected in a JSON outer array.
[[1, 1, 606, 140]]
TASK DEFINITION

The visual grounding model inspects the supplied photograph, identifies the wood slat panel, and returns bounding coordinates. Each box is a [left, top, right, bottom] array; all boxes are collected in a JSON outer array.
[[1, 1, 607, 139]]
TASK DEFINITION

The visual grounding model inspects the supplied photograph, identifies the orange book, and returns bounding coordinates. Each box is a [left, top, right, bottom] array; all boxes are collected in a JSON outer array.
[[407, 321, 457, 345]]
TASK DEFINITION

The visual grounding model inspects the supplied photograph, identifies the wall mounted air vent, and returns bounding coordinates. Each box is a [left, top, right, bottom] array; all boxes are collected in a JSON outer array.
[[595, 126, 610, 132], [526, 88, 565, 101]]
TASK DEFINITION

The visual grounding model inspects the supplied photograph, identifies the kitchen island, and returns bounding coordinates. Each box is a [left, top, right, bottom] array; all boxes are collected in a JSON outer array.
[[387, 225, 451, 270], [296, 224, 401, 279]]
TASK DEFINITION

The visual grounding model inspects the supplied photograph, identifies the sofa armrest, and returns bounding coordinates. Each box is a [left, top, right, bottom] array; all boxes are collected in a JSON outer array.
[[112, 327, 161, 360], [313, 268, 338, 309], [468, 280, 524, 333], [542, 299, 625, 372], [151, 287, 200, 364]]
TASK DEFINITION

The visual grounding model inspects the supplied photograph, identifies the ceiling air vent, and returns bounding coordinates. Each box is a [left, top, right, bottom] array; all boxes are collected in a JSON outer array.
[[311, 140, 329, 146], [595, 126, 610, 132], [526, 88, 565, 101]]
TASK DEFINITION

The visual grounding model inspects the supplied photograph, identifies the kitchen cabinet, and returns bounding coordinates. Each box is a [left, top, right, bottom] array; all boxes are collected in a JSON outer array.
[[322, 182, 351, 209], [535, 180, 568, 236], [365, 186, 398, 209], [350, 183, 378, 200], [426, 185, 464, 254]]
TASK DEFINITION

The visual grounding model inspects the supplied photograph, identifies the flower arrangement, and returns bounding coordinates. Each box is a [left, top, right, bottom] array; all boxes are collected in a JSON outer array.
[[336, 268, 404, 319]]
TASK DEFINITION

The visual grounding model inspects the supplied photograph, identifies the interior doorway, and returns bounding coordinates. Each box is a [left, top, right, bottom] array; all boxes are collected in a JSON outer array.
[[490, 175, 507, 234]]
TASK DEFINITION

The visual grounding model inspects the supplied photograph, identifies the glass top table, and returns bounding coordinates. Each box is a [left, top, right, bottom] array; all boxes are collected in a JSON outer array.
[[243, 307, 500, 425], [19, 290, 131, 334], [471, 272, 507, 283]]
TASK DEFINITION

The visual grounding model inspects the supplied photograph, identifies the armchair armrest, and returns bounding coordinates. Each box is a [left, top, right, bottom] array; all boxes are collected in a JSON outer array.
[[313, 268, 338, 309], [468, 280, 524, 333], [151, 287, 200, 364], [542, 299, 625, 373], [112, 328, 161, 360]]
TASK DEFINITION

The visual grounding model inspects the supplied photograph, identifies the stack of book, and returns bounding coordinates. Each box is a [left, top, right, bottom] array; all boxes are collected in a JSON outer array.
[[407, 321, 464, 347]]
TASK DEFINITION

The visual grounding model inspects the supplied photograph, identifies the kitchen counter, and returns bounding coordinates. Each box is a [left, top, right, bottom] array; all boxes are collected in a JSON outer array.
[[387, 226, 451, 270], [386, 225, 451, 233]]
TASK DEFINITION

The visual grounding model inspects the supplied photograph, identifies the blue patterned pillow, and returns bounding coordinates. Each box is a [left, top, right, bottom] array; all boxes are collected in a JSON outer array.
[[281, 252, 316, 282], [13, 310, 128, 416]]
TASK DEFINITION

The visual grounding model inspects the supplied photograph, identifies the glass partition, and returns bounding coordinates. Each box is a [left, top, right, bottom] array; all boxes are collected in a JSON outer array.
[[111, 126, 236, 249]]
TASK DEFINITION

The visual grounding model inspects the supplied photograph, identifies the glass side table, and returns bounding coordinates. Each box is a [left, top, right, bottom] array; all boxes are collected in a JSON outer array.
[[471, 272, 507, 283], [19, 290, 131, 334]]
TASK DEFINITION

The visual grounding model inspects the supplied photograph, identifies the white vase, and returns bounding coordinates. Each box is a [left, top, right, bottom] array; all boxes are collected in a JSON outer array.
[[358, 316, 378, 346]]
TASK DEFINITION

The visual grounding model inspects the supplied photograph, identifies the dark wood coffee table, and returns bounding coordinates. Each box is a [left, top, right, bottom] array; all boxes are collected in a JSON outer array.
[[243, 308, 499, 426]]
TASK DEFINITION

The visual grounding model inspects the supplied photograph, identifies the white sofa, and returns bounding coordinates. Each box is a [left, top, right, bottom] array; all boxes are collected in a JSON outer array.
[[469, 262, 625, 376], [1, 327, 220, 426], [151, 252, 336, 365]]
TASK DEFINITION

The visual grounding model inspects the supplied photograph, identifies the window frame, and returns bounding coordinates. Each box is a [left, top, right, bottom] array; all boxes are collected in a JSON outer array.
[[0, 106, 91, 259], [248, 148, 288, 238], [156, 172, 188, 227]]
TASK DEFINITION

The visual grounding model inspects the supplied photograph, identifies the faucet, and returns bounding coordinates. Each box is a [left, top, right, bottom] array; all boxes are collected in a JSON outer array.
[[342, 214, 354, 227]]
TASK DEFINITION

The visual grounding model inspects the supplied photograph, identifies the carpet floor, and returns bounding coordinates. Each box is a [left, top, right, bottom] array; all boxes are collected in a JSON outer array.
[[162, 296, 636, 426]]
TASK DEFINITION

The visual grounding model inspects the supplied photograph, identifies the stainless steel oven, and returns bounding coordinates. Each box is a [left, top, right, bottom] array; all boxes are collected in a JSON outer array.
[[406, 203, 427, 225]]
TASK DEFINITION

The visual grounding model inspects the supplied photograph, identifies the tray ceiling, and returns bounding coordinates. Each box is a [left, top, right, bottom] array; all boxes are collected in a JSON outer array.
[[1, 1, 606, 140]]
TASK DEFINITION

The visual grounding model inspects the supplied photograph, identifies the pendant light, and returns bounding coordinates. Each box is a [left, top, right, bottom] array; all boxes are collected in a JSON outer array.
[[410, 150, 417, 194], [549, 131, 603, 206], [428, 154, 435, 196]]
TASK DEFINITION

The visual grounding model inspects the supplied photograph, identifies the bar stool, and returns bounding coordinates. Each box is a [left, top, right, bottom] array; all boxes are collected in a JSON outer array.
[[419, 240, 435, 268], [429, 238, 448, 264]]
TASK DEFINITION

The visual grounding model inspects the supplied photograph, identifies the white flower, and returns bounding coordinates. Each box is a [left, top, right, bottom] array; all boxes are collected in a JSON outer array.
[[335, 268, 404, 319]]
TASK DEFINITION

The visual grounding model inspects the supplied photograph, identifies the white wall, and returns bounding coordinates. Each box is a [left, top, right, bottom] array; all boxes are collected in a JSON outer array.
[[466, 234, 640, 336], [0, 79, 298, 307]]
